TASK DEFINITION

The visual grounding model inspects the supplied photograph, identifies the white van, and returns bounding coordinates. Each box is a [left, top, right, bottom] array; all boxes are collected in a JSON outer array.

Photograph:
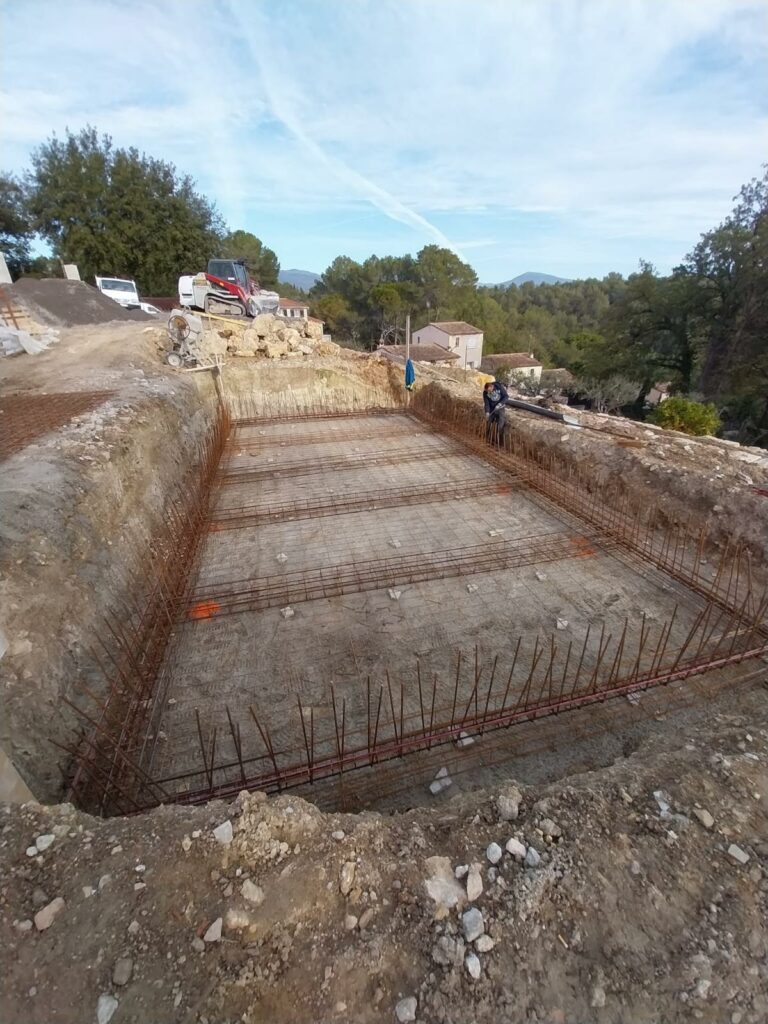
[[95, 276, 159, 315]]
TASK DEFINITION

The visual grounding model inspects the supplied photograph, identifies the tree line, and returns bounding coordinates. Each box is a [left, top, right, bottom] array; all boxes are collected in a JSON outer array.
[[0, 127, 279, 294], [307, 169, 767, 446], [0, 127, 765, 443]]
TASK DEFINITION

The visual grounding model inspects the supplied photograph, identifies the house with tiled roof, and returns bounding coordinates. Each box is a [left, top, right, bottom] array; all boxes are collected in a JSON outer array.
[[411, 321, 483, 370], [480, 352, 543, 382], [277, 296, 310, 320]]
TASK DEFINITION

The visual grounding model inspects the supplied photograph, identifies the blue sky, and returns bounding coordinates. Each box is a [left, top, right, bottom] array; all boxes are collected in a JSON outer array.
[[2, 0, 766, 281]]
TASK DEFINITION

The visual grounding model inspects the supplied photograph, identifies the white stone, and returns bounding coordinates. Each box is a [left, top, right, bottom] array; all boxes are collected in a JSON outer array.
[[280, 606, 295, 619], [486, 842, 503, 865], [461, 907, 485, 942], [96, 993, 119, 1024], [388, 588, 402, 600], [339, 861, 356, 896], [344, 914, 358, 931], [591, 985, 607, 1008], [466, 583, 479, 594], [331, 830, 345, 841], [465, 952, 482, 979], [456, 731, 475, 748], [556, 617, 569, 630], [34, 897, 65, 931], [429, 777, 452, 795], [728, 844, 750, 865], [276, 552, 288, 563], [203, 917, 223, 943], [425, 856, 466, 910], [466, 864, 483, 901], [693, 808, 714, 829], [497, 786, 522, 821], [506, 837, 526, 860], [395, 996, 417, 1022], [212, 820, 233, 845], [389, 539, 402, 549], [525, 846, 541, 868], [241, 879, 264, 905], [127, 920, 140, 936], [181, 836, 192, 852], [454, 864, 469, 878], [35, 834, 55, 852], [534, 570, 547, 581], [475, 934, 495, 952], [25, 846, 38, 858]]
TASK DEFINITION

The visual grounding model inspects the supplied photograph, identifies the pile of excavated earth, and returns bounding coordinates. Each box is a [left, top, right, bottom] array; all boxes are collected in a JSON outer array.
[[1, 313, 767, 1024]]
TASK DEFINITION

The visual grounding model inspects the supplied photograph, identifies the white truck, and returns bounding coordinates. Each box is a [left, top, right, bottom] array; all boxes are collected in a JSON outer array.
[[95, 276, 159, 315]]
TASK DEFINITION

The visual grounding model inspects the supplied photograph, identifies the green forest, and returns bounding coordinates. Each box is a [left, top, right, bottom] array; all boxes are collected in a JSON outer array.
[[306, 172, 767, 446], [1, 127, 766, 445]]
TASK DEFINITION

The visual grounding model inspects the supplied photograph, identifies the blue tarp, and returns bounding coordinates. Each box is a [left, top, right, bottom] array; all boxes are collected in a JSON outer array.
[[405, 358, 415, 390]]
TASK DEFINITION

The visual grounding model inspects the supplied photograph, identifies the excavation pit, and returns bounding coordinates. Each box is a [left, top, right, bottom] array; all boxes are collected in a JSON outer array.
[[59, 393, 768, 817]]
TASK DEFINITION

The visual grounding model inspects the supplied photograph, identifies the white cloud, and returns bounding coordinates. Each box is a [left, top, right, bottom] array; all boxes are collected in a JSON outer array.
[[0, 0, 765, 275]]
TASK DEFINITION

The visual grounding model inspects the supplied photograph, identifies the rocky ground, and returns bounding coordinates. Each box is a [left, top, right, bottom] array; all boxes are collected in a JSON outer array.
[[3, 317, 768, 1023], [3, 693, 767, 1024]]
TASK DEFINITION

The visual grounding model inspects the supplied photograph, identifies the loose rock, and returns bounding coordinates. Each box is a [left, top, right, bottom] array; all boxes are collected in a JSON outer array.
[[497, 786, 522, 821], [506, 837, 526, 860], [693, 808, 715, 829], [462, 907, 484, 942], [466, 863, 483, 901], [486, 842, 502, 864], [395, 996, 417, 1022], [465, 952, 482, 979], [96, 994, 118, 1024], [241, 879, 264, 905], [112, 957, 133, 986], [340, 861, 356, 896], [728, 844, 750, 865], [525, 846, 541, 868], [212, 820, 233, 846], [475, 934, 495, 952], [34, 897, 65, 932], [203, 917, 223, 943]]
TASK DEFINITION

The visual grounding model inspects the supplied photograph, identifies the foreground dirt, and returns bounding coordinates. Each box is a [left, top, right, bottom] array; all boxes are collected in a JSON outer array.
[[3, 696, 767, 1024]]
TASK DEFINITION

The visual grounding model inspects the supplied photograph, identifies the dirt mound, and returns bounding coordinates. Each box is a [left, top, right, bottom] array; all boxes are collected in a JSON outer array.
[[11, 279, 149, 328], [3, 699, 767, 1023]]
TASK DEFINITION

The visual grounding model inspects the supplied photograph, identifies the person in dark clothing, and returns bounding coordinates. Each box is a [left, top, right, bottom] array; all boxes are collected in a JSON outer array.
[[483, 379, 508, 443]]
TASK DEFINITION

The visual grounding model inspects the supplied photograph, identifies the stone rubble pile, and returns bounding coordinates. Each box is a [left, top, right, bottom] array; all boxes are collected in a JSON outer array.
[[196, 313, 335, 363]]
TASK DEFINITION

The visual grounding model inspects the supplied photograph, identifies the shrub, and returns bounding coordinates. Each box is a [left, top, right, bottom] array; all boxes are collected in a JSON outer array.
[[648, 396, 721, 436]]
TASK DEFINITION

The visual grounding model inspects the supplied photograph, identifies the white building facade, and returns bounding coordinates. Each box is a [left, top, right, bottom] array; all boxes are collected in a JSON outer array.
[[411, 321, 483, 370]]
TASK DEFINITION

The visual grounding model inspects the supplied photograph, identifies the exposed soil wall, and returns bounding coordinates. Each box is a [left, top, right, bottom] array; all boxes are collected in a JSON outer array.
[[0, 377, 217, 799], [412, 379, 768, 569]]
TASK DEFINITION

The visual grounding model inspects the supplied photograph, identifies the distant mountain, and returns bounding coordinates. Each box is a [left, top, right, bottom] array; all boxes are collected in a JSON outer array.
[[278, 268, 320, 291], [488, 271, 571, 287]]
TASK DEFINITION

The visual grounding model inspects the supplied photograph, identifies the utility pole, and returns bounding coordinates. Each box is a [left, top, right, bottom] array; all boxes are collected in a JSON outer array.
[[405, 312, 410, 362]]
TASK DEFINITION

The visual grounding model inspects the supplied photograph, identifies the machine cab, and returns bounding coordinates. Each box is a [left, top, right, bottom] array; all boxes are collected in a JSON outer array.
[[207, 259, 251, 293]]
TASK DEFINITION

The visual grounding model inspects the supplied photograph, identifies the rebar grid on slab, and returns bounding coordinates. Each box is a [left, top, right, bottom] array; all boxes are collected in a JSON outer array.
[[0, 391, 115, 460], [60, 398, 768, 815]]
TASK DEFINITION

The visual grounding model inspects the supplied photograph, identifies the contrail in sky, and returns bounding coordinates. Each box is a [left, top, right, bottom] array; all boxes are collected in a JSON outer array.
[[228, 1, 465, 259]]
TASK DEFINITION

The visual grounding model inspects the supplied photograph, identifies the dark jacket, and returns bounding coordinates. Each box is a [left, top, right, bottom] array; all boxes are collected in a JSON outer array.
[[483, 381, 508, 414]]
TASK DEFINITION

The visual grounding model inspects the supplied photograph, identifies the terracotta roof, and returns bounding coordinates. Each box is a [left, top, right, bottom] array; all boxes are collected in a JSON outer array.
[[278, 297, 309, 309], [426, 321, 482, 335], [307, 316, 324, 324], [377, 344, 460, 364], [481, 352, 543, 370]]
